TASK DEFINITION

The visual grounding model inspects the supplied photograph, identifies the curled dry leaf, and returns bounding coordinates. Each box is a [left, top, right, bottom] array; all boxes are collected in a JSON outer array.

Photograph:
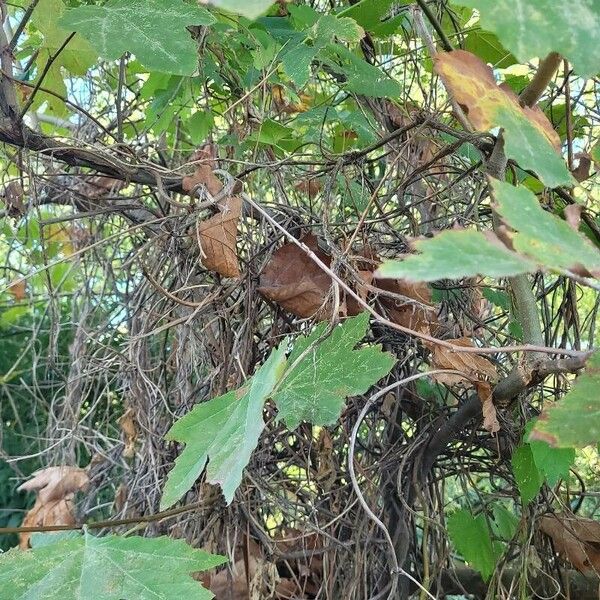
[[258, 234, 333, 318], [182, 145, 223, 197], [18, 466, 89, 548], [118, 407, 138, 459], [539, 513, 600, 573], [197, 196, 242, 278], [295, 178, 322, 197], [475, 381, 500, 434]]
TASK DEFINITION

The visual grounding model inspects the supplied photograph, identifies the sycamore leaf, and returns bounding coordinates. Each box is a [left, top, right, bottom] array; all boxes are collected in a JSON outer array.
[[434, 50, 573, 187], [530, 350, 600, 448], [161, 344, 288, 509], [0, 530, 226, 600], [447, 509, 503, 581], [375, 229, 536, 282], [208, 0, 274, 20], [29, 0, 97, 116], [59, 0, 215, 75], [455, 0, 600, 78], [492, 179, 600, 277], [529, 439, 575, 487], [313, 15, 364, 43], [273, 312, 396, 428]]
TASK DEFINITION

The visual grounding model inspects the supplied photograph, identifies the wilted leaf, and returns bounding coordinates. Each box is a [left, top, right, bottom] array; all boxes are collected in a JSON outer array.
[[476, 381, 500, 434], [0, 530, 226, 599], [492, 179, 600, 277], [197, 196, 242, 278], [273, 312, 396, 428], [539, 513, 600, 573], [183, 146, 223, 197], [258, 235, 333, 318], [59, 0, 215, 76], [375, 229, 536, 282], [118, 408, 138, 459], [530, 350, 600, 448], [3, 181, 25, 217], [161, 344, 288, 508], [18, 466, 89, 548], [455, 0, 600, 77], [434, 50, 573, 187], [447, 509, 503, 581]]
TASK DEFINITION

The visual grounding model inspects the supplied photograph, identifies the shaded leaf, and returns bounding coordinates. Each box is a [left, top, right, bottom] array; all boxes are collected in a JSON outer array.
[[258, 234, 333, 318], [375, 229, 536, 282], [59, 0, 215, 75], [539, 513, 600, 573], [530, 350, 600, 448], [447, 509, 503, 581], [161, 344, 288, 508], [511, 444, 542, 504], [210, 0, 274, 20], [434, 50, 572, 187], [273, 312, 396, 428], [455, 0, 600, 77], [0, 530, 226, 599]]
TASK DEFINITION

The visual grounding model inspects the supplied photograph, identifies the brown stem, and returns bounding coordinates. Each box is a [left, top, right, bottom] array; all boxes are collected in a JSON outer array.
[[519, 51, 562, 107]]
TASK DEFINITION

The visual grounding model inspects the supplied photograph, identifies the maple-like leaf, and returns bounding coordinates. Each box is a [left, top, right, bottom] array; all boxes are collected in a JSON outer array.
[[273, 312, 396, 428], [0, 530, 226, 600], [59, 0, 215, 75], [160, 344, 288, 508], [434, 50, 573, 188]]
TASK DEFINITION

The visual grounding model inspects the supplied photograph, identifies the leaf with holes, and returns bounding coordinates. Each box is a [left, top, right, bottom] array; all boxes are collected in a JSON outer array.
[[59, 0, 215, 75], [454, 0, 600, 77], [161, 344, 288, 508], [529, 351, 600, 448], [0, 530, 226, 600], [273, 312, 396, 428], [434, 50, 573, 187]]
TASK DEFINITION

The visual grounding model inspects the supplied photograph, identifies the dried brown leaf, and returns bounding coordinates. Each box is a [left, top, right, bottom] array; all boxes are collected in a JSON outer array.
[[540, 513, 600, 573], [8, 279, 26, 301], [18, 466, 89, 548], [475, 381, 500, 433], [197, 196, 242, 278], [118, 407, 138, 459], [258, 234, 333, 318], [183, 145, 223, 197], [3, 181, 25, 217]]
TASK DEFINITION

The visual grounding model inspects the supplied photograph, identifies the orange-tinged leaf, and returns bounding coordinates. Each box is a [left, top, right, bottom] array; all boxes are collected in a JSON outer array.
[[8, 279, 27, 301], [183, 145, 223, 197], [197, 196, 242, 278]]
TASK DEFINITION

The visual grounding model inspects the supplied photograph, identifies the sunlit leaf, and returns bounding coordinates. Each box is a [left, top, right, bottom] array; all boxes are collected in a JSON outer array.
[[60, 0, 215, 75], [0, 530, 226, 600]]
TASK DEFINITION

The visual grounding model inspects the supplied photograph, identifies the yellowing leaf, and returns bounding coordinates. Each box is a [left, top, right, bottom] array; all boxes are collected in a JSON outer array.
[[434, 50, 573, 187]]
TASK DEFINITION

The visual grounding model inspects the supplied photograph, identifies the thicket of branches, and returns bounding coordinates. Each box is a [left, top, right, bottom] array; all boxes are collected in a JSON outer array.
[[0, 1, 599, 599]]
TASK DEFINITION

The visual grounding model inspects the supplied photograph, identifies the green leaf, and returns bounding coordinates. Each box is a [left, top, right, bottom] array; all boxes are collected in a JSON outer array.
[[161, 344, 288, 508], [511, 444, 542, 504], [375, 230, 536, 282], [273, 312, 395, 428], [529, 439, 575, 487], [59, 0, 215, 75], [281, 44, 318, 87], [492, 179, 600, 276], [0, 531, 226, 600], [464, 29, 517, 68], [313, 15, 364, 43], [454, 0, 600, 77], [188, 111, 214, 145], [338, 0, 403, 31], [497, 106, 574, 188], [447, 509, 503, 581], [210, 0, 274, 20], [490, 504, 519, 541], [530, 350, 600, 448]]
